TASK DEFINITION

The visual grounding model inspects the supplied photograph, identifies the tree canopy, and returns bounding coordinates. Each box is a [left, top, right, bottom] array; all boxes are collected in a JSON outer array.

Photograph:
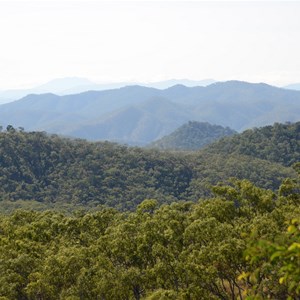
[[0, 123, 299, 298], [0, 172, 299, 299], [0, 124, 297, 212], [205, 121, 300, 167]]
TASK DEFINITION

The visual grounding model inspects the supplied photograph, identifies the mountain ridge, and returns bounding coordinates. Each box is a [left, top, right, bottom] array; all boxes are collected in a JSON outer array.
[[0, 78, 215, 104], [0, 80, 299, 145]]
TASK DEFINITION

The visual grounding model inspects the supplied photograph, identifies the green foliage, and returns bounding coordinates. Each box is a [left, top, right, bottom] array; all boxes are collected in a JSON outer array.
[[206, 121, 300, 166], [239, 173, 300, 299], [0, 123, 299, 298], [242, 219, 300, 299], [0, 175, 299, 299], [0, 130, 194, 210], [0, 128, 296, 212]]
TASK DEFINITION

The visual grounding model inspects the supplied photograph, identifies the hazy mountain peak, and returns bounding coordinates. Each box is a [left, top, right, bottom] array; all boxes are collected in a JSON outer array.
[[149, 121, 237, 150], [209, 80, 277, 89], [166, 84, 190, 90], [36, 77, 94, 91], [146, 78, 215, 89]]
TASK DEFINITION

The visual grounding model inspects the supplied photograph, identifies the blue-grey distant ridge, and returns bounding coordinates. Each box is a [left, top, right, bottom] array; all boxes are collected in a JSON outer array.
[[0, 80, 299, 145]]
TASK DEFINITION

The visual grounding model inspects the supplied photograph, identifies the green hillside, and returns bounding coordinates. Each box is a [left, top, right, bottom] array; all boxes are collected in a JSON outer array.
[[0, 124, 297, 212], [149, 121, 237, 150], [205, 121, 300, 166], [0, 123, 299, 299]]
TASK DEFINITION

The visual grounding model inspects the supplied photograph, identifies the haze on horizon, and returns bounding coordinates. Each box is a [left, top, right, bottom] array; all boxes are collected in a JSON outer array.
[[0, 0, 299, 90]]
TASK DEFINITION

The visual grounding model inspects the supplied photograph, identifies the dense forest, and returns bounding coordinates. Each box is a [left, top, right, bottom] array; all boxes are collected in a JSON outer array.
[[0, 123, 298, 211], [0, 122, 299, 299], [205, 121, 300, 167], [0, 171, 299, 299]]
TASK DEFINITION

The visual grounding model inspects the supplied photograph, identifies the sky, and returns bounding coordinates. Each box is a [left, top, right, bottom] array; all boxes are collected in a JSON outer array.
[[0, 0, 299, 89]]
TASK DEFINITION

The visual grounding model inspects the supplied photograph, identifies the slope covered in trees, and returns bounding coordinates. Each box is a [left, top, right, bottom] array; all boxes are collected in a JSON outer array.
[[0, 122, 299, 298], [0, 124, 297, 211], [205, 121, 300, 167], [149, 121, 237, 150], [0, 173, 299, 299]]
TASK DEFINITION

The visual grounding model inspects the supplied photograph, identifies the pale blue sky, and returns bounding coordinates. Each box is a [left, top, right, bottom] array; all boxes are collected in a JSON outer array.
[[0, 1, 299, 89]]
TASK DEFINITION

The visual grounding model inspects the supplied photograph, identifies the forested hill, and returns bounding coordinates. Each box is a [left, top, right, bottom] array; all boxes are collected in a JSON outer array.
[[0, 125, 297, 211], [204, 121, 300, 167], [149, 121, 237, 150]]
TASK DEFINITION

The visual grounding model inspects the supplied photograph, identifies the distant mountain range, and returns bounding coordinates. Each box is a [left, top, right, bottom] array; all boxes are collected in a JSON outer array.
[[0, 80, 299, 145], [0, 77, 215, 104], [149, 121, 237, 150]]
